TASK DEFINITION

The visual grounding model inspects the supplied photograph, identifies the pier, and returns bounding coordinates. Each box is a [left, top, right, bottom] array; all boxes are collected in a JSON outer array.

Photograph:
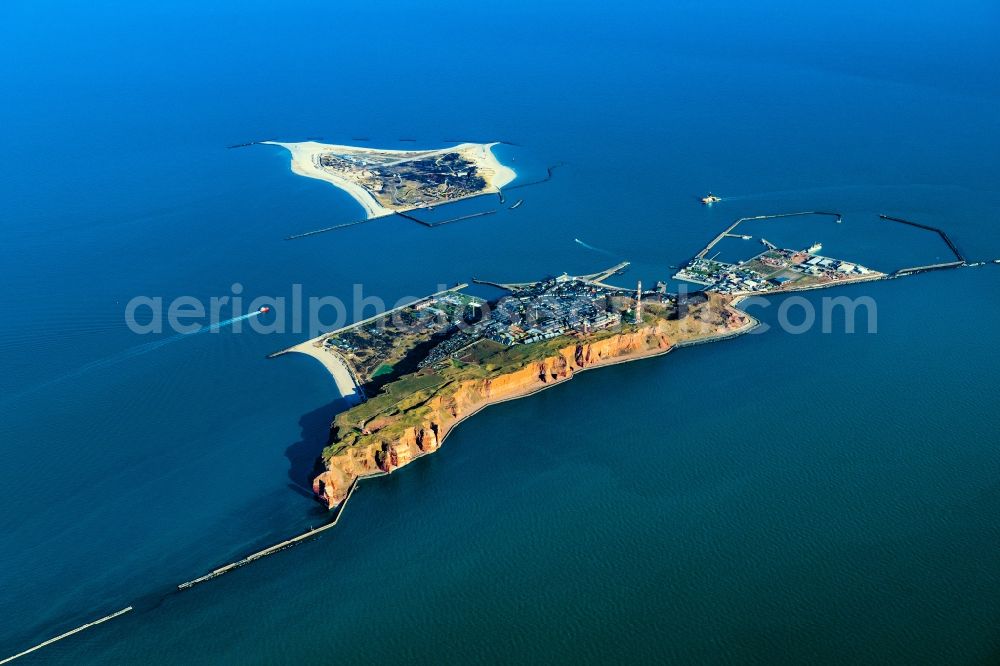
[[473, 261, 630, 292], [895, 260, 965, 275], [579, 261, 632, 288], [695, 211, 841, 260]]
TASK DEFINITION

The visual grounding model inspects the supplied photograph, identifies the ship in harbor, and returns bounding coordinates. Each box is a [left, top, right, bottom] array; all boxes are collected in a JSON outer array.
[[807, 242, 822, 254]]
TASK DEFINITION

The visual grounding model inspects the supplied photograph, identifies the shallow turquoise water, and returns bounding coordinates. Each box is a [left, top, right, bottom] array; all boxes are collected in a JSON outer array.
[[2, 1, 999, 663]]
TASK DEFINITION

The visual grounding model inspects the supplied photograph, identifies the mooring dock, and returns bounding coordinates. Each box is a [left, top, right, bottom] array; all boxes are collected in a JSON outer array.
[[695, 211, 842, 260]]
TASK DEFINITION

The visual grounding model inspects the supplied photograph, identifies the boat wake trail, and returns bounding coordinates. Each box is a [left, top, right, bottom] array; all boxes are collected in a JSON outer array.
[[4, 311, 264, 404], [79, 311, 263, 371], [574, 238, 618, 257]]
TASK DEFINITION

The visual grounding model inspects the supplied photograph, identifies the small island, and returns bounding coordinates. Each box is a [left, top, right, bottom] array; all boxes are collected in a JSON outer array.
[[264, 140, 516, 218]]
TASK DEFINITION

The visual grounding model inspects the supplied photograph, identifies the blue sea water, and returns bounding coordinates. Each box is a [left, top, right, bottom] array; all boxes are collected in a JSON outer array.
[[1, 0, 999, 663]]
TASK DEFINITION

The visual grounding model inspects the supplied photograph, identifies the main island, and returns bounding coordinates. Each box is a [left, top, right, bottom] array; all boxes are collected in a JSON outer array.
[[279, 229, 885, 510]]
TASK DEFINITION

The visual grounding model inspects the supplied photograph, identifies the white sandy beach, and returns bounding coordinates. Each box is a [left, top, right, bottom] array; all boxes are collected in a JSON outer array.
[[477, 142, 517, 190], [262, 141, 391, 219], [263, 140, 516, 219], [288, 342, 364, 405]]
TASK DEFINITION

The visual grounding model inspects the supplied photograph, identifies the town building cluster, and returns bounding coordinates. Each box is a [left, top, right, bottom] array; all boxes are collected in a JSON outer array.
[[419, 276, 627, 368], [676, 246, 876, 295]]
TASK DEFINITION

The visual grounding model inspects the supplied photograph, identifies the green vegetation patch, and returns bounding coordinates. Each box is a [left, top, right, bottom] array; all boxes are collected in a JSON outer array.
[[372, 363, 394, 377], [385, 372, 446, 396], [336, 371, 446, 429]]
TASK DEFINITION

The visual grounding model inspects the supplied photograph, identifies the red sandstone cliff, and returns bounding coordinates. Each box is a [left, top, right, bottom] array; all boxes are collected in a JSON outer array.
[[312, 326, 679, 509]]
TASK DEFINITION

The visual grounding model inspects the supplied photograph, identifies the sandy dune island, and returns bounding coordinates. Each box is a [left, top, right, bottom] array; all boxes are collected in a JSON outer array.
[[263, 140, 516, 219]]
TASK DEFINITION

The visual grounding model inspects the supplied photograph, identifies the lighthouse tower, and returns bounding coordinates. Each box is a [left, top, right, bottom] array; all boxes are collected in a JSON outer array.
[[635, 280, 642, 324]]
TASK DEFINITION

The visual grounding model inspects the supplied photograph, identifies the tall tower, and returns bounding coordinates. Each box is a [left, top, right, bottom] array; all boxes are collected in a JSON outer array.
[[635, 280, 642, 324]]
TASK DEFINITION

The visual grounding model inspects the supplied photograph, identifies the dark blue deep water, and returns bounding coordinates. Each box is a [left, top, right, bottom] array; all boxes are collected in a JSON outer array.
[[2, 1, 999, 663]]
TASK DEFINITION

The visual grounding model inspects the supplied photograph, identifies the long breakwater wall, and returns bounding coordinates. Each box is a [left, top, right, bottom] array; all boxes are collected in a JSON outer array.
[[879, 214, 966, 274], [285, 217, 376, 240], [1, 608, 133, 664], [2, 478, 370, 662], [177, 479, 362, 591], [506, 162, 564, 191]]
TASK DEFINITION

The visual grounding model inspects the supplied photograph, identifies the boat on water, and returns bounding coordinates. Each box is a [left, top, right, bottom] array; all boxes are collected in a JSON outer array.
[[701, 193, 722, 205], [807, 242, 822, 254], [509, 199, 524, 210]]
